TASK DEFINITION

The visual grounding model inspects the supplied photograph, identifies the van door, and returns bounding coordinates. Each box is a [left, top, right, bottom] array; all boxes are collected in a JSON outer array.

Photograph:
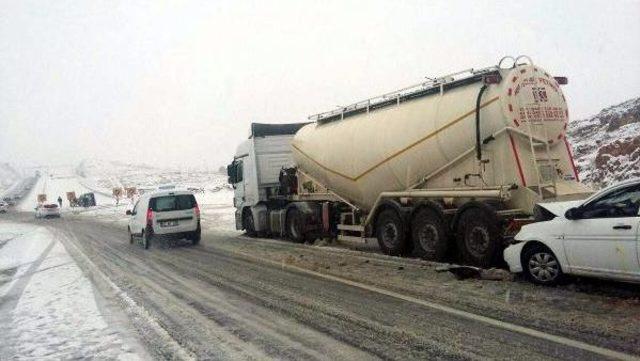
[[150, 194, 197, 233]]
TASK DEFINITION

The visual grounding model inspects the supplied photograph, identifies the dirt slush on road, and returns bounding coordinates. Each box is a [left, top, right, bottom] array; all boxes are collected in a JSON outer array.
[[2, 204, 639, 361]]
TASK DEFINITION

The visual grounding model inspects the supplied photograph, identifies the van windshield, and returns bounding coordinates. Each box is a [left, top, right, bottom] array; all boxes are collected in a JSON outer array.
[[150, 194, 196, 212]]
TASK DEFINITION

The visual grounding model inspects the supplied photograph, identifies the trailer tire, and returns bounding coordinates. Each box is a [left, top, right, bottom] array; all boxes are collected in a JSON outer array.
[[243, 209, 257, 237], [411, 207, 448, 261], [375, 209, 408, 256], [286, 208, 306, 243], [455, 207, 500, 267]]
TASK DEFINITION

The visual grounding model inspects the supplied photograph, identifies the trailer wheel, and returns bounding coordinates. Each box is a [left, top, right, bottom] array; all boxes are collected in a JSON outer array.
[[455, 207, 500, 267], [411, 208, 448, 261], [243, 209, 257, 237], [375, 209, 408, 256], [286, 208, 306, 243]]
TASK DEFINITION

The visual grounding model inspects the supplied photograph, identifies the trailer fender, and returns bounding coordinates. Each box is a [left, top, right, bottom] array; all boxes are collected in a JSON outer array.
[[371, 199, 411, 229], [450, 201, 499, 233], [411, 200, 445, 223]]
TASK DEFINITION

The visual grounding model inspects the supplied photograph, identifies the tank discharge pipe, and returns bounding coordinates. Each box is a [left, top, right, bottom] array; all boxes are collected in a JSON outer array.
[[475, 84, 488, 161]]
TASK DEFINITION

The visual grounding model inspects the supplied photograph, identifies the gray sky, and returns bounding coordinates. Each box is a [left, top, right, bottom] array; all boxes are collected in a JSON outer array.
[[1, 0, 639, 169]]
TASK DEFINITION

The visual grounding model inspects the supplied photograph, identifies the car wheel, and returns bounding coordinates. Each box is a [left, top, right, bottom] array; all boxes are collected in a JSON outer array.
[[142, 230, 152, 250], [376, 209, 409, 256], [522, 244, 563, 285], [128, 227, 134, 244], [455, 207, 501, 267], [411, 207, 448, 261]]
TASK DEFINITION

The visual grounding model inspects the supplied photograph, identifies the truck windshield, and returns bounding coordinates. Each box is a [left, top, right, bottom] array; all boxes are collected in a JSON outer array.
[[150, 194, 196, 212]]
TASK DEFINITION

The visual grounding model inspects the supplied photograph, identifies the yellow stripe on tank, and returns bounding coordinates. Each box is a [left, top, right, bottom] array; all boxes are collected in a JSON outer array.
[[292, 96, 500, 182]]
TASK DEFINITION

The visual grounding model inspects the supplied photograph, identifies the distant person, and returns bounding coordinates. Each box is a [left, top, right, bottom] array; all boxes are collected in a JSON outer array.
[[57, 196, 62, 208]]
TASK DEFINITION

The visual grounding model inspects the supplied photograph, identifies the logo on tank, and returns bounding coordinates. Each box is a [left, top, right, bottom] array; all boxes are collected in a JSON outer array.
[[504, 66, 568, 143]]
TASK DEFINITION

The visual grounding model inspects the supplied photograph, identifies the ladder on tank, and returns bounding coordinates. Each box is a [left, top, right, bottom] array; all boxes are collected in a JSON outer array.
[[522, 96, 558, 200]]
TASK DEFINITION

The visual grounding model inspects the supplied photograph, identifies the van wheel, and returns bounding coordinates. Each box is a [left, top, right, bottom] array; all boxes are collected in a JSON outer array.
[[411, 207, 448, 261], [191, 227, 201, 245], [243, 210, 257, 237], [376, 209, 408, 256], [286, 208, 306, 243], [455, 207, 500, 267], [522, 244, 563, 285], [142, 230, 152, 250], [128, 227, 134, 244]]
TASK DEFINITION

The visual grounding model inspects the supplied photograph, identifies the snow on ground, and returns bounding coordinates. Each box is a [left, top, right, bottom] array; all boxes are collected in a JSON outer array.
[[0, 163, 22, 194], [73, 160, 237, 231], [18, 167, 115, 212], [0, 221, 146, 360]]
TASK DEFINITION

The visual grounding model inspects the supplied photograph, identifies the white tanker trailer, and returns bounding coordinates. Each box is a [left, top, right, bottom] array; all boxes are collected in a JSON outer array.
[[228, 56, 592, 266]]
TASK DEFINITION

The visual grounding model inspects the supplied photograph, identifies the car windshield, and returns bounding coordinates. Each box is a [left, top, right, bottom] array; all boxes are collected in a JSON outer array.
[[149, 194, 196, 212]]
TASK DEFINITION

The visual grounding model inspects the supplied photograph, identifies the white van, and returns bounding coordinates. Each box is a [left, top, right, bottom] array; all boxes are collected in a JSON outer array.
[[127, 190, 201, 249]]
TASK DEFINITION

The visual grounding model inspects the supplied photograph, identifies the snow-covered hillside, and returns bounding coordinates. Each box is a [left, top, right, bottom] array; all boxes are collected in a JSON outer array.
[[567, 97, 640, 188], [0, 163, 22, 193], [76, 159, 230, 193]]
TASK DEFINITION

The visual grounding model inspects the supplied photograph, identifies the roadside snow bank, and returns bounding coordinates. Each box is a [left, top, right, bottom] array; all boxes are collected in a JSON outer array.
[[0, 222, 144, 360]]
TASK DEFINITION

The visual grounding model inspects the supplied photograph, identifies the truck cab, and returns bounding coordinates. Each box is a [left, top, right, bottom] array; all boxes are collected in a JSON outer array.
[[227, 123, 308, 235]]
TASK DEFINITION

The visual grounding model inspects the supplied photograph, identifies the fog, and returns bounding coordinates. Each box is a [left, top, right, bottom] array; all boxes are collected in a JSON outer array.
[[1, 0, 639, 170]]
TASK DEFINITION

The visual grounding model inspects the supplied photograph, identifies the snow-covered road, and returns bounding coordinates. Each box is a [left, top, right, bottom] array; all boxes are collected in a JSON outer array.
[[18, 168, 114, 212], [0, 222, 148, 360], [1, 170, 638, 360]]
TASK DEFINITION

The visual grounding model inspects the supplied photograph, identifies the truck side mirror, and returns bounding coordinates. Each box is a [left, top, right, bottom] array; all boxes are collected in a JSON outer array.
[[126, 210, 132, 215], [565, 207, 582, 220]]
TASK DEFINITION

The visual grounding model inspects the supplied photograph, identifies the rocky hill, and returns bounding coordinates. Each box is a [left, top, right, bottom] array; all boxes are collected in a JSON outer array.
[[567, 97, 640, 188]]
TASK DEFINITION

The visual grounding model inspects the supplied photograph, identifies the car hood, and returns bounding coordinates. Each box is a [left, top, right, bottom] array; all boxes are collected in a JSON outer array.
[[537, 200, 583, 217]]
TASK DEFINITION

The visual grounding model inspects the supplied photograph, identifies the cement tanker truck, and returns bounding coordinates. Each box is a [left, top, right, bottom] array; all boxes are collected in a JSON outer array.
[[227, 56, 592, 266]]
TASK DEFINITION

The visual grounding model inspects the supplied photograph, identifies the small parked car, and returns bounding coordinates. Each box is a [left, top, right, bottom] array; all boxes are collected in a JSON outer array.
[[126, 190, 201, 249], [504, 178, 640, 285], [35, 203, 61, 218], [0, 201, 8, 213]]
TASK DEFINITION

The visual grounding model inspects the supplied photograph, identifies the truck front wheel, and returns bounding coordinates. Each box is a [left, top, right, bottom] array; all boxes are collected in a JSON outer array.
[[411, 208, 448, 261], [243, 209, 257, 237], [375, 209, 408, 256], [286, 208, 306, 243], [455, 208, 500, 267]]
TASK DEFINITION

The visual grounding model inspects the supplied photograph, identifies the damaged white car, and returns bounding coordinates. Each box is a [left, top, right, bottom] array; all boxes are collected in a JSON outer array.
[[504, 178, 640, 285]]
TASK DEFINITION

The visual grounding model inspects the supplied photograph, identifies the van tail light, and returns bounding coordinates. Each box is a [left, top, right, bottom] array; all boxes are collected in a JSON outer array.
[[554, 76, 568, 85], [146, 208, 154, 225], [194, 203, 200, 219]]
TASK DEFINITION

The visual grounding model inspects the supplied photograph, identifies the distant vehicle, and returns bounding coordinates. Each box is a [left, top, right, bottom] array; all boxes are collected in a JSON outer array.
[[77, 193, 96, 207], [35, 204, 61, 218], [0, 201, 8, 213], [504, 178, 640, 285], [126, 190, 201, 249]]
